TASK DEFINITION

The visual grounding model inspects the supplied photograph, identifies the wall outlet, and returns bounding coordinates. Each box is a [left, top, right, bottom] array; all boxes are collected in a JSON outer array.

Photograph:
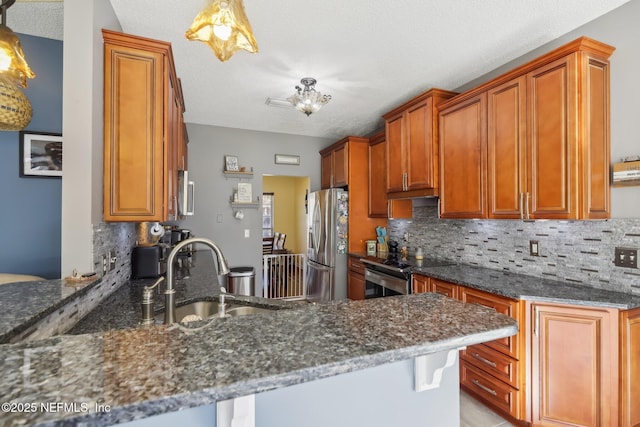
[[529, 240, 540, 256], [244, 229, 250, 238], [101, 254, 108, 274], [108, 249, 117, 271], [614, 247, 638, 268]]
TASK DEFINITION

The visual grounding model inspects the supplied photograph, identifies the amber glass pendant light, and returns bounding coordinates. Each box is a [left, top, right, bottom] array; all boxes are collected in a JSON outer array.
[[0, 0, 35, 130], [185, 0, 258, 62]]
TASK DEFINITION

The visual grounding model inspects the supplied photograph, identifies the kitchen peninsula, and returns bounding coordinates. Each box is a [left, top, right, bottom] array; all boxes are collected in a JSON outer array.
[[0, 263, 517, 427]]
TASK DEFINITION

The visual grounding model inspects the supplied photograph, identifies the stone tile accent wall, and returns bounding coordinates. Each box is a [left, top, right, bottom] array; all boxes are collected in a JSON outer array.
[[389, 203, 640, 295], [12, 222, 137, 342], [93, 221, 136, 289]]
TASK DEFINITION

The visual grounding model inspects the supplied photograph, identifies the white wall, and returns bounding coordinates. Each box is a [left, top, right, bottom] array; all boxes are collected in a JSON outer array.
[[61, 0, 121, 276], [182, 124, 332, 283], [454, 0, 640, 219]]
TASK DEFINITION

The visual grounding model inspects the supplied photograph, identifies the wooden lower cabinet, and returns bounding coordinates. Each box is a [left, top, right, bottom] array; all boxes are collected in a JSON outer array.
[[459, 286, 527, 424], [620, 308, 640, 427], [412, 274, 429, 294], [347, 256, 365, 300], [414, 275, 639, 426], [529, 302, 619, 427], [412, 275, 458, 298], [461, 361, 522, 419], [429, 277, 459, 298]]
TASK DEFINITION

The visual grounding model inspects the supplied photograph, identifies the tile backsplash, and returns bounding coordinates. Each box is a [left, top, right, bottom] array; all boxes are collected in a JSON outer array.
[[388, 202, 640, 295]]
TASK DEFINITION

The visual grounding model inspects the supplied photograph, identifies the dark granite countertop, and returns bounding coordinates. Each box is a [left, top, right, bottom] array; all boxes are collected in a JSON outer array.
[[0, 292, 516, 427], [67, 252, 297, 335], [413, 263, 640, 309], [348, 251, 640, 309], [0, 276, 102, 343]]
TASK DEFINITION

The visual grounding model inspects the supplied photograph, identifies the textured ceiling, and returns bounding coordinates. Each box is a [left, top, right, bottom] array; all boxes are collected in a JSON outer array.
[[7, 0, 630, 140]]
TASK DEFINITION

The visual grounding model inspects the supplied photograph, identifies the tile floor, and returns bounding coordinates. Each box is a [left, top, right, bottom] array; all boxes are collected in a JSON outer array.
[[460, 391, 515, 427]]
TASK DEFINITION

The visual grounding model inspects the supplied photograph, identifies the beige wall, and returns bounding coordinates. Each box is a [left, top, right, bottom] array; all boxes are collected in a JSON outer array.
[[263, 176, 310, 254]]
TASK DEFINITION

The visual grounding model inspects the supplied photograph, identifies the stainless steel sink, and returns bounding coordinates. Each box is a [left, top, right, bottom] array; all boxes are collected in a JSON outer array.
[[155, 300, 274, 323]]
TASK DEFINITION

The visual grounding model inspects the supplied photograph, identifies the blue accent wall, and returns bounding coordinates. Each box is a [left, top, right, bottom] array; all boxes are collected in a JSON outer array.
[[0, 34, 63, 278]]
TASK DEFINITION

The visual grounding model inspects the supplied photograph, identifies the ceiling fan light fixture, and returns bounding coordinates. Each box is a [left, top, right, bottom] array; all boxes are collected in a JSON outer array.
[[287, 77, 331, 116], [185, 0, 258, 62]]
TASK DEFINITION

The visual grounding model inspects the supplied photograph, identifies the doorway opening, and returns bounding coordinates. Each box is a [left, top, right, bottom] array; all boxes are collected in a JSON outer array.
[[261, 175, 309, 300]]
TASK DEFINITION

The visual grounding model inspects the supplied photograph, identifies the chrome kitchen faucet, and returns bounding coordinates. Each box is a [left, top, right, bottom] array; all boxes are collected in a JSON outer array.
[[163, 237, 230, 324]]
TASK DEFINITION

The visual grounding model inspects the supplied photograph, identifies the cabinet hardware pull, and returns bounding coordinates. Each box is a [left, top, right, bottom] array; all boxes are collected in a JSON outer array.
[[519, 193, 524, 220], [472, 353, 497, 368], [403, 173, 408, 191], [173, 196, 178, 220], [534, 306, 539, 337], [436, 291, 448, 296], [472, 379, 497, 396], [525, 192, 530, 220]]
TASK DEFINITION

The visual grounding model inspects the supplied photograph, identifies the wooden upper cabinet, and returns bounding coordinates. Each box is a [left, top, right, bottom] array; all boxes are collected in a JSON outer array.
[[487, 76, 527, 219], [368, 131, 411, 219], [439, 93, 488, 218], [440, 36, 614, 220], [383, 89, 457, 199], [320, 141, 348, 189], [319, 137, 387, 252], [103, 30, 185, 222], [527, 55, 577, 219]]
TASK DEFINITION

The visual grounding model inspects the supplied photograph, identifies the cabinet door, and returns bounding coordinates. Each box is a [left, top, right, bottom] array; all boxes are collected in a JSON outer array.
[[368, 137, 388, 217], [369, 135, 412, 219], [527, 55, 577, 219], [347, 271, 365, 301], [487, 77, 527, 219], [620, 308, 640, 427], [332, 143, 349, 188], [580, 53, 610, 219], [103, 40, 165, 221], [531, 303, 618, 427], [320, 151, 332, 189], [166, 72, 180, 220], [405, 98, 435, 190], [412, 274, 429, 294], [385, 114, 405, 193], [439, 93, 488, 218]]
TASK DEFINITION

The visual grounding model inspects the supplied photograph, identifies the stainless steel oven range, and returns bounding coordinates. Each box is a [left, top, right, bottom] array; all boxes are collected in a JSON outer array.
[[360, 256, 413, 298], [359, 255, 455, 299]]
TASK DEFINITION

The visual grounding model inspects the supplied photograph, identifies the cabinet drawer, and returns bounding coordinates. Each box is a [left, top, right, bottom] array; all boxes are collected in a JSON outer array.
[[461, 361, 521, 419], [460, 287, 520, 358], [461, 344, 519, 389], [430, 278, 459, 299], [348, 257, 365, 275]]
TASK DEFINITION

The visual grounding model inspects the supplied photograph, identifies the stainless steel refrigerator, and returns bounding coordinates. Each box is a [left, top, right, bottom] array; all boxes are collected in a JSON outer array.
[[305, 188, 348, 302]]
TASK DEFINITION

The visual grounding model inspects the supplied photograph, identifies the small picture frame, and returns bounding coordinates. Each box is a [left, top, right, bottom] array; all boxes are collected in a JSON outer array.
[[19, 131, 63, 177], [224, 155, 239, 172], [274, 154, 300, 165]]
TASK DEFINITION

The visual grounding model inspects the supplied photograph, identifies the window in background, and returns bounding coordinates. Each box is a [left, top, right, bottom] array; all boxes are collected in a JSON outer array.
[[262, 193, 274, 237]]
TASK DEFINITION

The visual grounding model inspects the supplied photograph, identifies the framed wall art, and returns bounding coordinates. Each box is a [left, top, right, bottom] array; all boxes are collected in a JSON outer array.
[[224, 155, 239, 172], [19, 131, 63, 177]]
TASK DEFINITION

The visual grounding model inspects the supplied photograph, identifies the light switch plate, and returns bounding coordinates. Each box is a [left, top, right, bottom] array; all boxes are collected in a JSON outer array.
[[244, 229, 250, 238], [529, 240, 539, 256]]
